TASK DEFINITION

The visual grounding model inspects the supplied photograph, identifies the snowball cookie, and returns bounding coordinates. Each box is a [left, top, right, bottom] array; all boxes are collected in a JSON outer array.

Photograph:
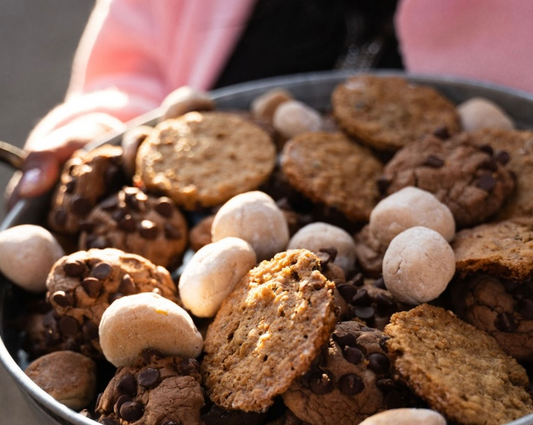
[[287, 222, 357, 275], [382, 226, 455, 305], [272, 100, 323, 139], [457, 97, 514, 131], [160, 86, 215, 121], [369, 186, 455, 246], [359, 409, 446, 425], [211, 191, 289, 261], [25, 350, 97, 410], [251, 88, 293, 123], [179, 237, 256, 318], [99, 292, 203, 367], [0, 224, 65, 292]]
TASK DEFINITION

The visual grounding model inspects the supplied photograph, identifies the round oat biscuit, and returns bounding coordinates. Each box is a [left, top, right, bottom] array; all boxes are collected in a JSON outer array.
[[280, 132, 384, 223], [48, 144, 126, 234], [283, 321, 416, 425], [135, 111, 276, 210], [201, 249, 337, 412], [331, 75, 460, 152], [46, 248, 178, 358], [381, 132, 516, 228], [78, 186, 188, 269], [384, 304, 533, 425]]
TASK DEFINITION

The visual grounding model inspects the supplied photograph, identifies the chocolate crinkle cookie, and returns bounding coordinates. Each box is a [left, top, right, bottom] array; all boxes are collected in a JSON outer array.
[[79, 186, 188, 270], [95, 350, 205, 425], [380, 132, 516, 228], [45, 248, 178, 358], [282, 320, 419, 425], [48, 144, 127, 235]]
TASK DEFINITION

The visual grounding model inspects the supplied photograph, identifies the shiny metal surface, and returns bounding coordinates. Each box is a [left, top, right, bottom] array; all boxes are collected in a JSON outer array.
[[2, 70, 533, 425]]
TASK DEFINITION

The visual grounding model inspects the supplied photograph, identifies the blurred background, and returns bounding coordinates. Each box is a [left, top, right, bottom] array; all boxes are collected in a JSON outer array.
[[0, 0, 95, 221], [0, 1, 94, 423]]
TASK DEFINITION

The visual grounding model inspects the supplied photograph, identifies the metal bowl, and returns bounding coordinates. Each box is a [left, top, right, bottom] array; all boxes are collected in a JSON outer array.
[[2, 70, 533, 425]]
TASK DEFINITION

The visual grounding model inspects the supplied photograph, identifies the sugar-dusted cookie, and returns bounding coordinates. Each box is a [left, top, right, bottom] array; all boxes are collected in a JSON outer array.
[[135, 111, 276, 210], [46, 248, 178, 358], [96, 350, 205, 425], [79, 186, 188, 269], [201, 249, 337, 412], [283, 320, 418, 425], [381, 132, 516, 228], [384, 304, 533, 425], [48, 144, 126, 234], [331, 75, 460, 152], [281, 132, 384, 223]]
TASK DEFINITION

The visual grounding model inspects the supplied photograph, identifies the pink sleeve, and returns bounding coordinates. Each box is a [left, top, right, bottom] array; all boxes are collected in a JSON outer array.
[[396, 0, 533, 94], [28, 0, 255, 144]]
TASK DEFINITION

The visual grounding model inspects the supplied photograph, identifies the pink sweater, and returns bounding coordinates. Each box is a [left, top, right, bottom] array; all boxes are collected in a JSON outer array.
[[28, 0, 533, 147]]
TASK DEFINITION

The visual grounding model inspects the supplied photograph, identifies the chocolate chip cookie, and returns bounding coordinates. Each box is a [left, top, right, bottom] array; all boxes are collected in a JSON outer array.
[[281, 131, 384, 223], [135, 111, 277, 210], [282, 320, 417, 425], [48, 144, 126, 234], [381, 132, 516, 228], [385, 304, 533, 425], [201, 249, 337, 412], [46, 248, 178, 358], [331, 75, 460, 152], [95, 350, 205, 425], [79, 187, 188, 269]]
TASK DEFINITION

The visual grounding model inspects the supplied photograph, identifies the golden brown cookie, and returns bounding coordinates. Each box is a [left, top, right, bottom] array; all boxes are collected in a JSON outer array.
[[384, 304, 533, 425], [331, 75, 460, 152], [48, 144, 126, 234], [283, 321, 417, 425], [281, 132, 384, 223], [46, 248, 178, 358], [79, 186, 188, 269], [381, 132, 516, 228], [201, 249, 337, 412], [135, 111, 276, 210]]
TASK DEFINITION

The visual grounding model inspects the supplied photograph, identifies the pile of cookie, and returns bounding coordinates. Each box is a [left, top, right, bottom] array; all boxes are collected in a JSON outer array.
[[4, 75, 533, 425]]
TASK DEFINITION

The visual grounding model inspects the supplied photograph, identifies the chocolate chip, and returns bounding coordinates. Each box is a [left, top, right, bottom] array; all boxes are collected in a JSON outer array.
[[375, 293, 397, 313], [319, 247, 338, 263], [332, 331, 357, 348], [82, 320, 99, 340], [478, 144, 494, 156], [86, 235, 109, 249], [352, 288, 371, 306], [108, 292, 124, 304], [117, 374, 138, 396], [354, 306, 375, 321], [495, 150, 510, 165], [155, 199, 174, 218], [82, 277, 103, 298], [307, 370, 335, 395], [495, 311, 517, 332], [139, 220, 159, 239], [372, 277, 386, 289], [138, 368, 160, 388], [476, 173, 496, 192], [59, 316, 79, 337], [337, 284, 357, 303], [367, 352, 390, 374], [422, 154, 445, 168], [53, 209, 67, 227], [338, 373, 364, 396], [433, 126, 450, 139], [342, 346, 363, 365], [119, 400, 144, 422], [52, 291, 75, 307], [63, 260, 87, 277], [517, 299, 533, 320], [124, 189, 144, 211], [92, 262, 113, 280], [119, 274, 137, 295], [164, 223, 182, 240], [176, 358, 200, 376], [117, 214, 137, 233], [376, 176, 391, 195], [478, 158, 498, 172], [71, 195, 93, 217]]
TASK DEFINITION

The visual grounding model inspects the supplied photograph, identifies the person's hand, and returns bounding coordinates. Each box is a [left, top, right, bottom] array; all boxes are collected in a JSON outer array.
[[6, 113, 125, 210]]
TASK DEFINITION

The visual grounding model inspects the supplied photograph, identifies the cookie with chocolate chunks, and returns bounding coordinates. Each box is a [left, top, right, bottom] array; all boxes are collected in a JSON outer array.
[[202, 249, 337, 412], [283, 320, 418, 425], [385, 304, 533, 425], [46, 248, 178, 358], [48, 144, 126, 235], [381, 132, 516, 228], [79, 187, 188, 269], [331, 74, 460, 152], [96, 350, 205, 425]]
